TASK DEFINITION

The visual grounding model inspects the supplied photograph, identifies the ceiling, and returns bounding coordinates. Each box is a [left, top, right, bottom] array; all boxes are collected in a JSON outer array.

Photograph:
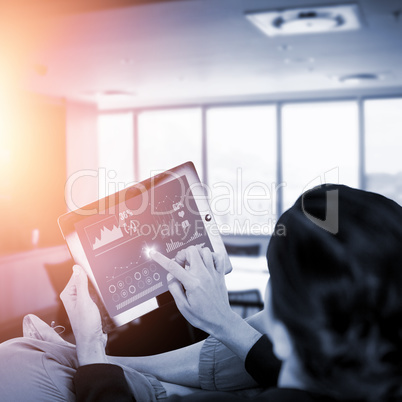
[[4, 0, 402, 109]]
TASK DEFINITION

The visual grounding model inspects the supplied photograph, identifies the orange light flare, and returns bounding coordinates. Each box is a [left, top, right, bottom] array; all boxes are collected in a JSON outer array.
[[0, 1, 73, 255]]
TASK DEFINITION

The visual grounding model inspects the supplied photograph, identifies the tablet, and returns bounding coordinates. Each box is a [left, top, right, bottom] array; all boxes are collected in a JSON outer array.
[[58, 162, 232, 329]]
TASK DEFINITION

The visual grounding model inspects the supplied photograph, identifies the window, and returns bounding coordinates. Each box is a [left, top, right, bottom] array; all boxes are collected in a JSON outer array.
[[207, 106, 277, 235], [98, 113, 134, 197], [137, 108, 202, 180], [97, 97, 402, 235], [282, 102, 359, 211], [365, 98, 402, 204]]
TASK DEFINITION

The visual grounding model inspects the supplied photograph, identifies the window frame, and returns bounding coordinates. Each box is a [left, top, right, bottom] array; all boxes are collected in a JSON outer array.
[[98, 93, 402, 236]]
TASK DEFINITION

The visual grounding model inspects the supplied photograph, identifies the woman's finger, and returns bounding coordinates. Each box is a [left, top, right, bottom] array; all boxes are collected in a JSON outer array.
[[167, 277, 189, 310], [150, 250, 192, 288], [212, 252, 226, 275], [174, 249, 186, 267], [60, 269, 78, 304], [184, 246, 206, 274], [60, 265, 91, 308], [199, 247, 215, 272], [73, 266, 92, 302]]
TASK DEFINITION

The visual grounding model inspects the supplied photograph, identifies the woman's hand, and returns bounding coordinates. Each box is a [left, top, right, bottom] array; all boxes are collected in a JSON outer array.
[[151, 246, 233, 336], [60, 265, 108, 366], [151, 246, 262, 360]]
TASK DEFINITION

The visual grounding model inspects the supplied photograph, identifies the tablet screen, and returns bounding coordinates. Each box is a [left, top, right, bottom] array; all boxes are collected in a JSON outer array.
[[74, 175, 213, 318]]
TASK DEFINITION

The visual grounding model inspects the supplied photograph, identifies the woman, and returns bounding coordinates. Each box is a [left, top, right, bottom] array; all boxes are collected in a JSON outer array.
[[265, 183, 402, 401], [70, 184, 402, 401], [2, 184, 402, 401]]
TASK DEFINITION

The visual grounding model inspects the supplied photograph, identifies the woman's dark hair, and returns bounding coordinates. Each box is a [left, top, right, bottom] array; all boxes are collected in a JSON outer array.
[[267, 184, 402, 401]]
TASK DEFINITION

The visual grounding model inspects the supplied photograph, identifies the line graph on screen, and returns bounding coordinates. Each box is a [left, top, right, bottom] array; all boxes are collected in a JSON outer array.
[[85, 216, 124, 250]]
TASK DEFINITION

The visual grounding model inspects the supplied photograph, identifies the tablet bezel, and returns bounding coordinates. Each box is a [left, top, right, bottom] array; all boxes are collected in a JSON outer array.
[[58, 161, 231, 328]]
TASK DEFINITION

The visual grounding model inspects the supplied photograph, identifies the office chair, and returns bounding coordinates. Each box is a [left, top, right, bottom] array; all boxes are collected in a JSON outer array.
[[228, 289, 264, 319]]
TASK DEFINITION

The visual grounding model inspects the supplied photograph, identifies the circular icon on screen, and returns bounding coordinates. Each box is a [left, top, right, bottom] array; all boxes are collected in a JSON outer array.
[[138, 280, 145, 289], [117, 280, 124, 289], [112, 294, 120, 302], [109, 285, 116, 294], [150, 264, 157, 272], [153, 273, 160, 281], [134, 272, 142, 281], [142, 268, 149, 276], [145, 277, 152, 285], [129, 285, 136, 294], [121, 290, 128, 298], [125, 276, 132, 285]]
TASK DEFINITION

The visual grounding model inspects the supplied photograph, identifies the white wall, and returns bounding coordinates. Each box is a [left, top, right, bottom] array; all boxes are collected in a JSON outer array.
[[65, 100, 99, 210], [0, 246, 70, 327]]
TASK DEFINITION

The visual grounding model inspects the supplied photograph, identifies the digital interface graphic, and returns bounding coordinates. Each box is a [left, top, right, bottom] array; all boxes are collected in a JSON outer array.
[[75, 175, 213, 317], [85, 216, 124, 250]]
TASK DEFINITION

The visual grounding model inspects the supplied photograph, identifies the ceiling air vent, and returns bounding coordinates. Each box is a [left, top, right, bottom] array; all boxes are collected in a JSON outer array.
[[83, 90, 137, 98], [338, 73, 384, 84], [246, 4, 362, 36]]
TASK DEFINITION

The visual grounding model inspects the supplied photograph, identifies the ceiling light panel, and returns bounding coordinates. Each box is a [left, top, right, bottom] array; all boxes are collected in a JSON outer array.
[[246, 4, 362, 37]]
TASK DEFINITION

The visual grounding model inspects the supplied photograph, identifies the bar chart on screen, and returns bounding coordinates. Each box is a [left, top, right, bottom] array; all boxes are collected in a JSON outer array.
[[166, 239, 184, 253]]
